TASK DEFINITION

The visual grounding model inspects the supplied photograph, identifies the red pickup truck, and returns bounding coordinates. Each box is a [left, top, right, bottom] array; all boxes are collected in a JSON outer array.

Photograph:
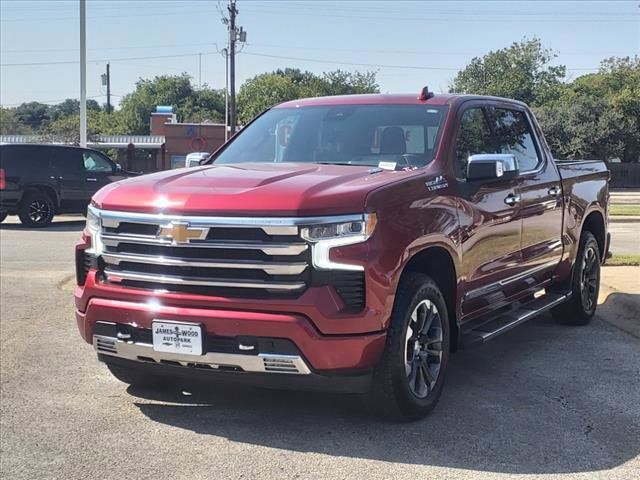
[[75, 89, 610, 419]]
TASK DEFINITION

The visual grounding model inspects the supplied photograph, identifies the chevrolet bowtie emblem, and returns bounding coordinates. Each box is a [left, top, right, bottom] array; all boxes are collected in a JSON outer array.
[[158, 222, 208, 244]]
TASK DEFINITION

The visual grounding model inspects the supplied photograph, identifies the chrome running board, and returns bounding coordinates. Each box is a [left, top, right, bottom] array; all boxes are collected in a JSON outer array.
[[462, 292, 571, 347]]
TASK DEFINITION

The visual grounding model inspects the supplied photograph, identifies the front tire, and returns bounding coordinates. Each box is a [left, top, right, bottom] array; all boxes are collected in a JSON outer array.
[[0, 211, 7, 223], [18, 191, 55, 227], [552, 231, 601, 325], [367, 273, 450, 420]]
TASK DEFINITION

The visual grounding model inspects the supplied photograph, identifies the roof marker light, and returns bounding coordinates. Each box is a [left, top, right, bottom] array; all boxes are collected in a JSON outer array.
[[418, 86, 435, 101]]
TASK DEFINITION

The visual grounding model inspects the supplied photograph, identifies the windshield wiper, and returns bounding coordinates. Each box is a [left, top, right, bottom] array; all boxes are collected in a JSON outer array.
[[315, 162, 362, 166]]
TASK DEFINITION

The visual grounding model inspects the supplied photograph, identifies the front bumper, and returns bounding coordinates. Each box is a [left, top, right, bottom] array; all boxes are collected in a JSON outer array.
[[76, 291, 387, 375]]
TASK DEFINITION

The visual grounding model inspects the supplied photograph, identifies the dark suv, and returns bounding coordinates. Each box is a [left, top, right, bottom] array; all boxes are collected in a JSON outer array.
[[0, 144, 133, 227]]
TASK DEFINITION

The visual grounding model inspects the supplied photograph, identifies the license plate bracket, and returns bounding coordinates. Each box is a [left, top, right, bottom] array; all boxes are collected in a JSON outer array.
[[152, 320, 203, 356]]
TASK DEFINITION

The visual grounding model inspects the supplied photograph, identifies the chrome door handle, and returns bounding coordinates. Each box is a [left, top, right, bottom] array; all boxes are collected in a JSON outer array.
[[504, 194, 521, 206], [86, 178, 97, 182], [548, 186, 561, 197]]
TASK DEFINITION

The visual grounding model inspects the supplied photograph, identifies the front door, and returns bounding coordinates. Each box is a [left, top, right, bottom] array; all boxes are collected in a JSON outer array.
[[81, 150, 122, 198], [453, 104, 524, 323]]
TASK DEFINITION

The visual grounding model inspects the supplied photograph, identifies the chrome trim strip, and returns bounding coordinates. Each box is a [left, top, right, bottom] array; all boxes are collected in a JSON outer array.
[[464, 260, 559, 300], [93, 335, 311, 375], [101, 234, 308, 255], [104, 269, 306, 291], [93, 205, 365, 229], [101, 252, 308, 275]]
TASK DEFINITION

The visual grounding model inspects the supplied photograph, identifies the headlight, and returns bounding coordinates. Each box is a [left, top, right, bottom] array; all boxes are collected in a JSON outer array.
[[85, 205, 103, 254], [301, 213, 377, 271]]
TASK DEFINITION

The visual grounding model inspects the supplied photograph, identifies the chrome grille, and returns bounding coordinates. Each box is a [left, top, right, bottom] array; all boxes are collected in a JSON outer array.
[[95, 210, 312, 297]]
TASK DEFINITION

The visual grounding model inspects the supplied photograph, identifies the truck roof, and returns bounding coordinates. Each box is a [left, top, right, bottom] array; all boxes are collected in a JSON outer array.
[[274, 93, 528, 109]]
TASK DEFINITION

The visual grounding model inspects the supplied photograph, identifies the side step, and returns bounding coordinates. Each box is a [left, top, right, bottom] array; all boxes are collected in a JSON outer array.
[[462, 292, 571, 348]]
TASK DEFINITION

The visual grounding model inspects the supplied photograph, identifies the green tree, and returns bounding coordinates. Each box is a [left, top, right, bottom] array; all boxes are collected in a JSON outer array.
[[118, 74, 224, 134], [50, 98, 101, 121], [0, 108, 33, 134], [47, 110, 127, 142], [13, 102, 52, 130], [181, 87, 225, 123], [450, 38, 566, 106], [535, 56, 640, 162], [237, 68, 379, 124]]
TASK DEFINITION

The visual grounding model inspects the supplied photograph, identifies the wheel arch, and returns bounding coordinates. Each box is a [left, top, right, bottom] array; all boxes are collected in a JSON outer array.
[[580, 208, 606, 259], [398, 245, 459, 351], [20, 185, 59, 209]]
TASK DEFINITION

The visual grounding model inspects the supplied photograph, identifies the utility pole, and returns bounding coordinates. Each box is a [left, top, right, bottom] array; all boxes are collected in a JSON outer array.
[[101, 63, 112, 113], [222, 0, 246, 136], [106, 63, 111, 114], [228, 0, 237, 135], [79, 0, 87, 147], [222, 48, 229, 141]]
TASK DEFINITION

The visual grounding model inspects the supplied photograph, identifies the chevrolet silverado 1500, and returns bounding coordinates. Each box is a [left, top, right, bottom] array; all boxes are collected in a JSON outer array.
[[75, 89, 610, 419]]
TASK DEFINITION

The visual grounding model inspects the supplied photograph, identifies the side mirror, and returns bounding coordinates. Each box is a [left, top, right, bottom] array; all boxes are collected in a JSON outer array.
[[466, 154, 518, 181], [114, 163, 123, 172]]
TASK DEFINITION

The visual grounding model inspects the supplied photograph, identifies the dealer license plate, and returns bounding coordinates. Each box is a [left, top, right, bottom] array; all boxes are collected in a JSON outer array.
[[152, 321, 203, 356]]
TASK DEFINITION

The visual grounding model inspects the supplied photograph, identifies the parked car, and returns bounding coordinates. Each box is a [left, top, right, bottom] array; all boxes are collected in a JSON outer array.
[[185, 152, 211, 168], [75, 90, 610, 419], [0, 144, 134, 227]]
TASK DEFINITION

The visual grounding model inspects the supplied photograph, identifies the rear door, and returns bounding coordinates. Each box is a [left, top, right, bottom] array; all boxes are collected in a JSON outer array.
[[0, 145, 54, 209], [51, 147, 86, 211], [453, 103, 524, 322], [486, 106, 563, 285]]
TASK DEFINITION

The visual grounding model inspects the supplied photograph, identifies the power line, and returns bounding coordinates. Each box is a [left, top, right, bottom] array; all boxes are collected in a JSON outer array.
[[0, 48, 609, 71], [241, 51, 599, 72], [244, 5, 639, 23], [1, 52, 219, 67]]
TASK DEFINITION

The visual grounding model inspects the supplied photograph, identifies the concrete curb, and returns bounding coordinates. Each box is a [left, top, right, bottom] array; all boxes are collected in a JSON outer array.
[[609, 215, 640, 223]]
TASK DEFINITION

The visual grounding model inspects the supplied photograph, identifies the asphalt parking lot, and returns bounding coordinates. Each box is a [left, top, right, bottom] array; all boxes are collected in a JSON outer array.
[[1, 216, 639, 480]]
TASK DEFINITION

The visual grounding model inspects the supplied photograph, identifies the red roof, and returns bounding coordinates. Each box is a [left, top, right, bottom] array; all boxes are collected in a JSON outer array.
[[274, 93, 455, 109]]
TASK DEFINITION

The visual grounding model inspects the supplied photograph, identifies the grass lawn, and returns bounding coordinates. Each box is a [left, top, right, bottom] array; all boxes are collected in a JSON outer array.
[[610, 205, 640, 216], [606, 254, 640, 266]]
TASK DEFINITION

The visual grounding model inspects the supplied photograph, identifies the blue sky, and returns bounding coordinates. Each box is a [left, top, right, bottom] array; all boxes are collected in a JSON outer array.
[[1, 0, 638, 108]]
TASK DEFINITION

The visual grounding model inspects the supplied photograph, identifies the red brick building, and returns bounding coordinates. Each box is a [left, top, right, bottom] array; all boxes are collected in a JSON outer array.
[[151, 110, 227, 169]]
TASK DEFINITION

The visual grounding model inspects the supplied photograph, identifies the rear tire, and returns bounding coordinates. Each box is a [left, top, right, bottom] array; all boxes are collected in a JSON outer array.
[[552, 231, 601, 326], [18, 191, 55, 227], [366, 273, 450, 420], [106, 363, 166, 389], [0, 211, 7, 223]]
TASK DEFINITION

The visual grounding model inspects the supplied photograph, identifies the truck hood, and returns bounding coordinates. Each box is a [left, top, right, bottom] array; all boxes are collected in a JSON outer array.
[[93, 162, 412, 216]]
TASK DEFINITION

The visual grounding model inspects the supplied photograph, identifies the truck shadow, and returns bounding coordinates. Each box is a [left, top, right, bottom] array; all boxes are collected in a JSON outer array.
[[132, 311, 640, 475]]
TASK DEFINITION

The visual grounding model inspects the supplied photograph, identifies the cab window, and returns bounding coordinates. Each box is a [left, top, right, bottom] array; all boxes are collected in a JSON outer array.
[[454, 107, 494, 178], [485, 108, 541, 172]]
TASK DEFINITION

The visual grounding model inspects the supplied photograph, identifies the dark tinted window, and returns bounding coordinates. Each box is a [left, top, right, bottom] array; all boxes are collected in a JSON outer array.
[[52, 148, 84, 176], [454, 107, 494, 178], [0, 146, 50, 174], [214, 105, 448, 169], [83, 150, 113, 172], [485, 108, 541, 172]]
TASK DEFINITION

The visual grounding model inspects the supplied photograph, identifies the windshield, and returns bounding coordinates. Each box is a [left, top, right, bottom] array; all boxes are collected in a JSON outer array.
[[213, 104, 449, 169]]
